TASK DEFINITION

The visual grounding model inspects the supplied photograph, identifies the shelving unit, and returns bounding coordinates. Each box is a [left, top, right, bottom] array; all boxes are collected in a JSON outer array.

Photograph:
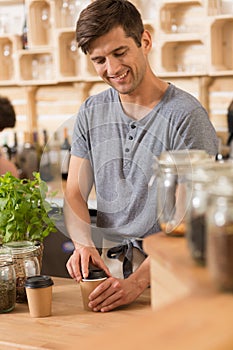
[[0, 0, 232, 139]]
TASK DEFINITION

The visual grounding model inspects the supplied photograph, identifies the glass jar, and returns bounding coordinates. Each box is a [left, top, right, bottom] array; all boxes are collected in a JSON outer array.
[[206, 175, 233, 292], [186, 162, 233, 265], [186, 169, 210, 264], [153, 149, 212, 236], [0, 247, 16, 313], [3, 241, 41, 303]]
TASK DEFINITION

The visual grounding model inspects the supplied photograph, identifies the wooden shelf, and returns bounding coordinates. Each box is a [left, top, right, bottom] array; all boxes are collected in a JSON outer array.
[[0, 0, 232, 83], [0, 0, 232, 137]]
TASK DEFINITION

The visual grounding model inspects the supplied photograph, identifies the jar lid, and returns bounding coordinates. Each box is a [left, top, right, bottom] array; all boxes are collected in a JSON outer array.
[[25, 275, 54, 289], [155, 149, 212, 169], [208, 175, 233, 197], [188, 161, 233, 182], [158, 149, 210, 164], [3, 241, 38, 254]]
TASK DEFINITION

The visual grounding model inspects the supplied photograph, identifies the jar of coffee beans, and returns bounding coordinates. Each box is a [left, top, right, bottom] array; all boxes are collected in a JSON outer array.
[[206, 175, 233, 292]]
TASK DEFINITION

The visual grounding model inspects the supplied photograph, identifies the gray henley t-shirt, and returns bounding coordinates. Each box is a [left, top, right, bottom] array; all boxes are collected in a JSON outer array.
[[71, 83, 218, 246]]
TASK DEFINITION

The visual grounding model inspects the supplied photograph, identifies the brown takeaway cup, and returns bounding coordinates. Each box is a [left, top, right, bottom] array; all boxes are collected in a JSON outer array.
[[25, 275, 54, 317], [80, 269, 107, 311]]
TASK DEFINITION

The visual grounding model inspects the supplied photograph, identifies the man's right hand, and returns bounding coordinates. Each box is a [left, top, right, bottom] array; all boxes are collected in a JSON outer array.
[[66, 245, 111, 282]]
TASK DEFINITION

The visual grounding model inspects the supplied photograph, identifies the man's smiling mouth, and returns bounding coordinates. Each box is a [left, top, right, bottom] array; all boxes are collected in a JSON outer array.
[[109, 70, 129, 80]]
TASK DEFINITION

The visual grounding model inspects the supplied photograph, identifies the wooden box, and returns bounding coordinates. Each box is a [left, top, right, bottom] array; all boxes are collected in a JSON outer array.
[[56, 30, 79, 80], [0, 35, 21, 84], [159, 0, 204, 34], [27, 0, 54, 48], [209, 16, 233, 75], [159, 38, 207, 75], [16, 49, 56, 84]]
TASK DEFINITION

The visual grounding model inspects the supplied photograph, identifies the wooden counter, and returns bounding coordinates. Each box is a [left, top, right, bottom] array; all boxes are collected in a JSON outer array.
[[0, 276, 151, 350], [73, 233, 233, 350], [1, 234, 233, 350]]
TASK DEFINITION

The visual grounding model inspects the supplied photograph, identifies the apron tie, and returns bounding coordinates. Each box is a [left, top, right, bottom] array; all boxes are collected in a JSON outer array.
[[107, 240, 147, 278]]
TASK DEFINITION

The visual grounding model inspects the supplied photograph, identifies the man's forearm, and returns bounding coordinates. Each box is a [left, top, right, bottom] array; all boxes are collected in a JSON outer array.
[[128, 256, 150, 292], [63, 196, 95, 247]]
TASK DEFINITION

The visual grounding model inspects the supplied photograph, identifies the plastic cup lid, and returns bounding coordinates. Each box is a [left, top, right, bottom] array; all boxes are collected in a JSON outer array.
[[25, 275, 54, 289], [82, 268, 108, 281]]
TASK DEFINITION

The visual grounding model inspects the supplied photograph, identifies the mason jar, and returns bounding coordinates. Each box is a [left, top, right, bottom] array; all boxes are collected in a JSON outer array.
[[153, 149, 212, 236], [3, 241, 41, 303], [186, 168, 210, 265], [0, 247, 16, 313], [186, 162, 233, 265], [206, 175, 233, 292]]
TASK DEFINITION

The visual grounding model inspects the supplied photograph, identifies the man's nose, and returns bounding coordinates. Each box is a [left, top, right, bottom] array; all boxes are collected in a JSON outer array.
[[106, 57, 121, 76]]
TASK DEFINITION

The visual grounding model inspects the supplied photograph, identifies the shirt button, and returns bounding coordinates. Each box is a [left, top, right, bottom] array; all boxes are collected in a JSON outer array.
[[129, 136, 133, 140], [131, 124, 136, 129], [125, 148, 130, 153]]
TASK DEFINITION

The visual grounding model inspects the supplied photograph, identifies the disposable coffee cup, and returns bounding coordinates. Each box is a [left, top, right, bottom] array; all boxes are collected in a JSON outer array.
[[80, 269, 107, 311], [25, 275, 54, 317]]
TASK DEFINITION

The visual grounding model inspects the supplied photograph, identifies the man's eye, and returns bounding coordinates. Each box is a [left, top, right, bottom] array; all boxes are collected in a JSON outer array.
[[115, 51, 126, 57], [93, 58, 105, 65]]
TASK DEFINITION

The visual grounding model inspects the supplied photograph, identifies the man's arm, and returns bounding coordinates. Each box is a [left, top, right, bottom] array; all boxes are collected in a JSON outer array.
[[64, 155, 94, 246], [64, 155, 110, 280], [0, 155, 19, 177]]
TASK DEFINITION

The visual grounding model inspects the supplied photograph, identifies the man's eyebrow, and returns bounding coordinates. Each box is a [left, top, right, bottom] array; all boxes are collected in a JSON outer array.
[[90, 45, 128, 61]]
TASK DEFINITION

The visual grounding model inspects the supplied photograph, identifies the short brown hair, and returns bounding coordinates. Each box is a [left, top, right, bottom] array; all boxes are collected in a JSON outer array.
[[76, 0, 144, 54]]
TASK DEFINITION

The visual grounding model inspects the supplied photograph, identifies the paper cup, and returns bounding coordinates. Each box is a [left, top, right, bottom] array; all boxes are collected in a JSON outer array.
[[25, 275, 54, 317], [80, 269, 107, 311]]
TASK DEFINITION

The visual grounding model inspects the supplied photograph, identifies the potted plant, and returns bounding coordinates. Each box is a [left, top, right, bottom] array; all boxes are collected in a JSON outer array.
[[0, 171, 57, 243], [0, 171, 58, 302]]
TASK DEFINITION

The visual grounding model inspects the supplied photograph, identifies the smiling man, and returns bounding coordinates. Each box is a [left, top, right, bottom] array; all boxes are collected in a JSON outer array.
[[64, 0, 218, 312]]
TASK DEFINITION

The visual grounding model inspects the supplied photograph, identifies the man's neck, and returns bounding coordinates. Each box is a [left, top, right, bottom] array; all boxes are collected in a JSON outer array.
[[119, 77, 169, 120]]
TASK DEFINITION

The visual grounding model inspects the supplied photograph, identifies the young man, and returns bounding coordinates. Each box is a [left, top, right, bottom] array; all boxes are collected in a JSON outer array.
[[64, 0, 218, 312]]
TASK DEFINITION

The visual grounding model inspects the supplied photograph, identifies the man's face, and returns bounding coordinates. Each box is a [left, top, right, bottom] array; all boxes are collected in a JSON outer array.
[[89, 26, 150, 96]]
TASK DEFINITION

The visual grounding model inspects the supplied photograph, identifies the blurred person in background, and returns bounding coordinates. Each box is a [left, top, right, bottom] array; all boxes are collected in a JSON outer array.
[[0, 95, 18, 177]]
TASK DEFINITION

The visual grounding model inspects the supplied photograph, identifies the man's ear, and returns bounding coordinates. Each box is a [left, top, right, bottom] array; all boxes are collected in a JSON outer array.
[[141, 30, 152, 51]]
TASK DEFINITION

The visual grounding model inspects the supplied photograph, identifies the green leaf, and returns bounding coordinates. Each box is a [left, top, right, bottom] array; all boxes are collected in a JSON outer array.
[[0, 198, 8, 209]]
